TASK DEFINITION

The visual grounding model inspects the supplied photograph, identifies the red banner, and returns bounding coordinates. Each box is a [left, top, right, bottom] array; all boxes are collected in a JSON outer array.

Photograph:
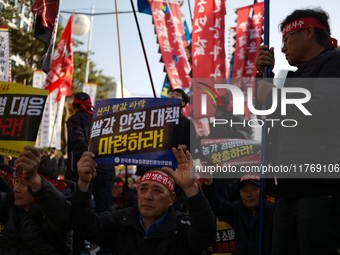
[[150, 1, 190, 92], [191, 0, 227, 119], [31, 0, 59, 30], [242, 2, 264, 119], [43, 12, 73, 102], [231, 6, 251, 83], [192, 0, 226, 79]]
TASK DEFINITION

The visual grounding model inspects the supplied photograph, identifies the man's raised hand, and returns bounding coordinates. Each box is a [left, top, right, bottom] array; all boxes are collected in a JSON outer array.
[[162, 147, 199, 197], [77, 151, 97, 191]]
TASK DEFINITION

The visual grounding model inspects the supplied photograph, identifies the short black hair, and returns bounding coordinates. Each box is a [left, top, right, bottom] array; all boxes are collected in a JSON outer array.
[[38, 157, 59, 180], [280, 8, 330, 48], [171, 88, 189, 106]]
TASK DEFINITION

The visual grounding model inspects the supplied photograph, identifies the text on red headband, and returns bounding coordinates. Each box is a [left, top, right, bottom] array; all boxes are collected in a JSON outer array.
[[282, 18, 326, 38], [0, 169, 13, 179], [140, 171, 175, 192]]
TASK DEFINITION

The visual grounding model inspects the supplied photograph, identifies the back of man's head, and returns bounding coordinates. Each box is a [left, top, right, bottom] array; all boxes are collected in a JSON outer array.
[[50, 147, 57, 155], [38, 157, 59, 181], [280, 8, 331, 48], [72, 92, 93, 113]]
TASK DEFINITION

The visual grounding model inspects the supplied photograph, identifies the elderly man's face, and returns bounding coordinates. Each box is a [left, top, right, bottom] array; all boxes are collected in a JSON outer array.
[[281, 29, 307, 67], [240, 182, 260, 213], [138, 180, 175, 223], [14, 178, 36, 212]]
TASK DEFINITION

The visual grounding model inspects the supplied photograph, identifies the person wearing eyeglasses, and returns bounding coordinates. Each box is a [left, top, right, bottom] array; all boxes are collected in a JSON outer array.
[[255, 8, 340, 255]]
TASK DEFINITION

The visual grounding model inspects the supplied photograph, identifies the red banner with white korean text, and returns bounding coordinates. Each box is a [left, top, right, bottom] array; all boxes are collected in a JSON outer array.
[[231, 6, 251, 83], [192, 0, 226, 79], [150, 0, 190, 92], [191, 0, 227, 119], [43, 12, 73, 102], [242, 2, 264, 119]]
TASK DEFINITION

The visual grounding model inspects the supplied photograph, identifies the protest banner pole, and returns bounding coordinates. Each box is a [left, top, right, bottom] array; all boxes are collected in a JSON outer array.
[[113, 0, 130, 197], [187, 0, 193, 25], [259, 0, 270, 254], [114, 0, 124, 99], [129, 0, 157, 98]]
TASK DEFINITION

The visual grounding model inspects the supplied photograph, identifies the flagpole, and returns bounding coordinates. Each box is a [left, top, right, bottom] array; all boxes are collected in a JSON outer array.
[[129, 0, 157, 98], [187, 0, 193, 25], [113, 0, 124, 99], [85, 7, 94, 83], [259, 0, 270, 254]]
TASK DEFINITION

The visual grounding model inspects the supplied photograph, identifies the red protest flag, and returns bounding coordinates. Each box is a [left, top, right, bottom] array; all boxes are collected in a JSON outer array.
[[43, 12, 74, 100], [31, 0, 61, 73], [32, 0, 59, 30]]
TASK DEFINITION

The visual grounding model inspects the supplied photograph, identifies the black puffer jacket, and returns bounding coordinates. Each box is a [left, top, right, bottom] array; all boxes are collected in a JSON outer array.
[[0, 178, 72, 255], [66, 108, 113, 182], [258, 47, 340, 198], [71, 186, 216, 255], [66, 108, 92, 182], [202, 182, 276, 255]]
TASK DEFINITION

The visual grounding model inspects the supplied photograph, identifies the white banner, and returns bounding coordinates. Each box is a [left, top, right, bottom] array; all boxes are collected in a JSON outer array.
[[0, 27, 10, 82], [82, 82, 97, 106], [35, 89, 64, 149], [32, 70, 47, 89]]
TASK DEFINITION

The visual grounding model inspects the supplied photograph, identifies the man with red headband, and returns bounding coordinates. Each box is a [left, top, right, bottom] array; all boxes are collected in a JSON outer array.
[[0, 146, 73, 253], [65, 92, 95, 182], [71, 147, 216, 254], [255, 8, 340, 254], [66, 92, 115, 254]]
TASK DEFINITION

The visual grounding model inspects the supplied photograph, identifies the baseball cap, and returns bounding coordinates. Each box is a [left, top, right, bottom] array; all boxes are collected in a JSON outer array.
[[238, 174, 260, 189]]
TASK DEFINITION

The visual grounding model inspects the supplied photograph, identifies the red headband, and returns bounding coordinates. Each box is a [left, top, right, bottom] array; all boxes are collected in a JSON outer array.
[[0, 169, 13, 179], [0, 169, 14, 187], [240, 174, 260, 182], [16, 173, 67, 191], [114, 182, 124, 187], [282, 17, 337, 48], [73, 97, 94, 115], [140, 171, 175, 192]]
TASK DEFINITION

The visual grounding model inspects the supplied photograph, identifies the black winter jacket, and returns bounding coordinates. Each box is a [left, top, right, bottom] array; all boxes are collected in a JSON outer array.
[[256, 47, 340, 198], [203, 182, 276, 255], [66, 108, 92, 182], [66, 108, 113, 182], [0, 178, 72, 254], [71, 186, 216, 255]]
